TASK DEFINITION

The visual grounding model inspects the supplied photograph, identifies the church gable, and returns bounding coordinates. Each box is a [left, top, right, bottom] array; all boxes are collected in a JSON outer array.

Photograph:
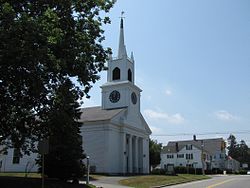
[[108, 109, 151, 135]]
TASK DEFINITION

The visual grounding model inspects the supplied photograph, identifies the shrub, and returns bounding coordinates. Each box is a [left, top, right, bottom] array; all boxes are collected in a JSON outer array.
[[174, 166, 187, 174], [239, 170, 247, 175], [151, 169, 167, 175]]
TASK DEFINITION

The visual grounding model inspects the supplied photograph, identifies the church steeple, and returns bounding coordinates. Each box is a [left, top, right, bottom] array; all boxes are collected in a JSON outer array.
[[118, 16, 127, 59], [102, 14, 141, 110]]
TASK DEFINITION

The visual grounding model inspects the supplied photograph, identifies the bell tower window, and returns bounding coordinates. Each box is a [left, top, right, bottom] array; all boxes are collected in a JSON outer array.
[[112, 67, 120, 80], [128, 69, 132, 82]]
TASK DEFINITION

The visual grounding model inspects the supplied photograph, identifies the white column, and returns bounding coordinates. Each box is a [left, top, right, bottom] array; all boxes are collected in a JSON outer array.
[[139, 137, 144, 173], [122, 133, 127, 174], [135, 136, 139, 173], [142, 138, 150, 174], [129, 134, 133, 173]]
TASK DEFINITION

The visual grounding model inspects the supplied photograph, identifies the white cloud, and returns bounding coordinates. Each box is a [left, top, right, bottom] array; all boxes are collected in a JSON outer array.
[[165, 89, 172, 96], [144, 109, 185, 124], [149, 126, 162, 134], [214, 110, 238, 121], [146, 95, 152, 101]]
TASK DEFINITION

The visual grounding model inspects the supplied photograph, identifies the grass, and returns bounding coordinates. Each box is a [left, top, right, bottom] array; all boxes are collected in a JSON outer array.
[[0, 172, 41, 178], [119, 174, 210, 188], [0, 172, 96, 188]]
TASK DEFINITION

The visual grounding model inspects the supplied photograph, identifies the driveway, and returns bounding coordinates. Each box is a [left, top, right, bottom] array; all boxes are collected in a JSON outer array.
[[81, 176, 133, 188]]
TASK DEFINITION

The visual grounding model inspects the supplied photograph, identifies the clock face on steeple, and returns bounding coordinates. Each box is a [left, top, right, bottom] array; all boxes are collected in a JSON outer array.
[[109, 90, 120, 103]]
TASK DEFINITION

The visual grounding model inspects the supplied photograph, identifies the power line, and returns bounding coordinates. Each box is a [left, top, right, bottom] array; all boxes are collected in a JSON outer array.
[[152, 130, 250, 137]]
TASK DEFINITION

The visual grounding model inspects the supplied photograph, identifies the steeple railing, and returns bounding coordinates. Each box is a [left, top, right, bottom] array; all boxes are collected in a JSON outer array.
[[110, 56, 133, 63]]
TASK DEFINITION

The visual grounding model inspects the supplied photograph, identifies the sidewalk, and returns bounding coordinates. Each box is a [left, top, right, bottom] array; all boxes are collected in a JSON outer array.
[[80, 176, 133, 188], [91, 182, 132, 188]]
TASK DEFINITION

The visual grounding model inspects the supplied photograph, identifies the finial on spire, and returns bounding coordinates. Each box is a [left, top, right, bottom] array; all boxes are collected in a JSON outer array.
[[121, 11, 125, 17], [120, 11, 125, 29]]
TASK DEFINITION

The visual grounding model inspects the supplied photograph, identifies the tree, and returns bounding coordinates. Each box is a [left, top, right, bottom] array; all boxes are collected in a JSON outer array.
[[41, 79, 85, 180], [227, 135, 250, 167], [227, 134, 238, 159], [149, 139, 162, 169], [0, 0, 115, 151], [237, 140, 250, 164]]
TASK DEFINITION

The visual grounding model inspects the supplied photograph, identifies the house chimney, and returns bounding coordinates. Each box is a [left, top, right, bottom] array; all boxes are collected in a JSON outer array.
[[175, 142, 179, 152], [193, 135, 197, 141]]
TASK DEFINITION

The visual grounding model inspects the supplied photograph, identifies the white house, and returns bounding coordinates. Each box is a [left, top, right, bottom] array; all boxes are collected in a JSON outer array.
[[80, 18, 151, 174], [0, 147, 38, 172], [160, 136, 226, 171], [0, 18, 151, 175], [225, 156, 240, 173]]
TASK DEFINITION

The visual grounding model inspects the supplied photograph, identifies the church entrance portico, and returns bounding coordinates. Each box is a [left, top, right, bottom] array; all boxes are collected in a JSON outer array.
[[124, 133, 144, 174]]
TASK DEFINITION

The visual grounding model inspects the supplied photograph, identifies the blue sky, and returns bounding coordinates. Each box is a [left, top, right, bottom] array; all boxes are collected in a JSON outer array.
[[83, 0, 250, 146]]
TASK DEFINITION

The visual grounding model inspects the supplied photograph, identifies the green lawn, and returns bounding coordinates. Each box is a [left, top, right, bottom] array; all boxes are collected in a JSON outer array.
[[0, 172, 41, 178], [119, 174, 210, 188]]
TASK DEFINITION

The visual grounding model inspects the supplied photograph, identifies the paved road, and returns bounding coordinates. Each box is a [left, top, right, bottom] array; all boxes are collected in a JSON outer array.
[[166, 175, 250, 188]]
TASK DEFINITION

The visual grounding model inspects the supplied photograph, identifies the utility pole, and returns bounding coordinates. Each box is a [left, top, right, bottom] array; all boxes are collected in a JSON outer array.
[[201, 140, 205, 175], [86, 156, 90, 185]]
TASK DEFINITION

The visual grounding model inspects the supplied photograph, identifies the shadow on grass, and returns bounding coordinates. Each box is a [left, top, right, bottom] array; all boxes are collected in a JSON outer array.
[[0, 176, 92, 188]]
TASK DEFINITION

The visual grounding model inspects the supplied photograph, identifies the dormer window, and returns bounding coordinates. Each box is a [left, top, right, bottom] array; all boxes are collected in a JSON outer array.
[[112, 67, 120, 80], [186, 145, 192, 150], [128, 69, 132, 82]]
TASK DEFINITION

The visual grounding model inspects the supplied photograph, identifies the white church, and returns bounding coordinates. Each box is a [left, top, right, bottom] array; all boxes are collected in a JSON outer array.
[[0, 18, 151, 175], [80, 18, 151, 174]]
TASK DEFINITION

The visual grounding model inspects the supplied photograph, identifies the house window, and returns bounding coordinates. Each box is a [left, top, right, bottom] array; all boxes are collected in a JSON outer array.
[[112, 67, 120, 80], [177, 154, 184, 158], [186, 153, 193, 160], [12, 148, 20, 164], [186, 145, 192, 150], [167, 154, 174, 159]]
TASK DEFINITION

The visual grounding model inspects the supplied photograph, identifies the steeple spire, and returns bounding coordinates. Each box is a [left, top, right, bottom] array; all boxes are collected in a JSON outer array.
[[118, 12, 127, 59]]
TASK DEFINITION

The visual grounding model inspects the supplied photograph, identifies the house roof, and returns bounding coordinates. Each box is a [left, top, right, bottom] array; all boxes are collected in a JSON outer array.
[[79, 106, 126, 123], [162, 138, 224, 155]]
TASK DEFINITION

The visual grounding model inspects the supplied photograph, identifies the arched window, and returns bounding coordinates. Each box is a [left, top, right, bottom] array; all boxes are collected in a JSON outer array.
[[128, 69, 132, 82], [112, 67, 120, 80]]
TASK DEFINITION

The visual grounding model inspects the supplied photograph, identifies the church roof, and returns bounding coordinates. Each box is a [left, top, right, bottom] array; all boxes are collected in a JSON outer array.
[[79, 106, 126, 123]]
